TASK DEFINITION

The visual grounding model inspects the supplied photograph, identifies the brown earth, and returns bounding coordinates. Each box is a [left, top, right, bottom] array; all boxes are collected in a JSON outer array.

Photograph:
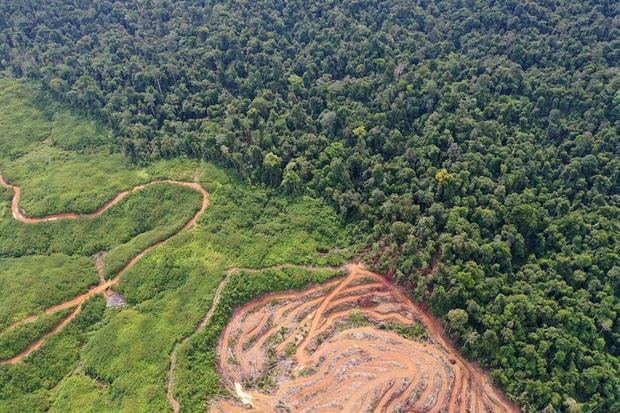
[[0, 172, 209, 365], [209, 264, 519, 413]]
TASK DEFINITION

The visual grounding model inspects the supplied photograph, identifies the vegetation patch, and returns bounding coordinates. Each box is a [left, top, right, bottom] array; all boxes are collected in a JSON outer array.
[[0, 310, 72, 360], [0, 297, 106, 412], [386, 321, 428, 342], [0, 254, 98, 329]]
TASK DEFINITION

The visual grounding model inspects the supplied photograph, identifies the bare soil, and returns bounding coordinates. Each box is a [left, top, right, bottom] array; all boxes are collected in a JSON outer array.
[[166, 265, 344, 413], [209, 264, 519, 413]]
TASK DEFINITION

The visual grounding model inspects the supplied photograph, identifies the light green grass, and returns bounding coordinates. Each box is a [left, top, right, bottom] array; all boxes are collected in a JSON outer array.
[[0, 297, 106, 413], [0, 310, 72, 360], [0, 254, 97, 329], [49, 374, 114, 413], [0, 184, 202, 258]]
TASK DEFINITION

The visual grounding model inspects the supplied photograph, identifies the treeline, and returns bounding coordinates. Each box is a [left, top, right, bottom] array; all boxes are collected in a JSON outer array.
[[1, 0, 619, 411]]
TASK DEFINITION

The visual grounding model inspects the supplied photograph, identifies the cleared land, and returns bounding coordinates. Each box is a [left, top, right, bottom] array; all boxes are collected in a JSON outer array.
[[0, 78, 353, 412], [210, 264, 518, 413], [0, 172, 209, 364]]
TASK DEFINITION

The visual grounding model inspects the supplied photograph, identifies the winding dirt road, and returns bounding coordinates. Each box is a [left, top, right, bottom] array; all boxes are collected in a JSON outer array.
[[0, 173, 208, 225], [0, 172, 209, 365], [210, 264, 519, 413]]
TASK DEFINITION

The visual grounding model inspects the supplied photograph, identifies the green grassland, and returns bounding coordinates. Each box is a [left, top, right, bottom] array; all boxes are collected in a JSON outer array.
[[0, 255, 97, 330], [0, 78, 354, 411], [0, 309, 72, 360]]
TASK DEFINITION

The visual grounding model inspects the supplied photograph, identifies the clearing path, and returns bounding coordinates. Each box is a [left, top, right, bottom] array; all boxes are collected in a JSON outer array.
[[0, 172, 210, 365], [210, 264, 519, 413]]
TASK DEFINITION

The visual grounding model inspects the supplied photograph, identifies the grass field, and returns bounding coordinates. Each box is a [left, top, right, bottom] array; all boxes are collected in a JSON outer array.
[[0, 255, 97, 330], [0, 77, 354, 412]]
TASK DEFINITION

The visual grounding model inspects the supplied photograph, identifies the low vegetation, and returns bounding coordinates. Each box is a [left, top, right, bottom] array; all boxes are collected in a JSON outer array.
[[0, 184, 201, 258], [0, 254, 97, 329], [387, 321, 428, 342], [0, 310, 71, 360], [0, 78, 352, 411], [0, 297, 106, 412]]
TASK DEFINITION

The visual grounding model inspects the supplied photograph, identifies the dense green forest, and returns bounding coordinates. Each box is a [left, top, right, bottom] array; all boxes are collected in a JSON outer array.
[[0, 0, 618, 411]]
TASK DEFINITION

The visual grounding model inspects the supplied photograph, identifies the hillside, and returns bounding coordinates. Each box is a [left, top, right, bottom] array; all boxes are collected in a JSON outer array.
[[0, 1, 619, 412], [0, 79, 352, 411]]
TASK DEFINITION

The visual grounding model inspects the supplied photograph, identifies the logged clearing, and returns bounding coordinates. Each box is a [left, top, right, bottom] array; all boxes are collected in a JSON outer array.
[[0, 172, 209, 364], [1, 169, 517, 411], [211, 264, 518, 413]]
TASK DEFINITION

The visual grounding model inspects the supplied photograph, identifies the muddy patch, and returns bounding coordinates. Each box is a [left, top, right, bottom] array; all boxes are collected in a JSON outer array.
[[104, 290, 126, 308]]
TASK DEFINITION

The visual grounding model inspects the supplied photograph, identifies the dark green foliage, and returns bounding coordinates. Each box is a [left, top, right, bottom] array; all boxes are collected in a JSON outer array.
[[0, 0, 619, 411]]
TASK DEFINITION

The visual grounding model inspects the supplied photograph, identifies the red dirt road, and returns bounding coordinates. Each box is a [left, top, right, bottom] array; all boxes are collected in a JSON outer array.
[[0, 172, 210, 364], [0, 173, 208, 225], [210, 264, 519, 413]]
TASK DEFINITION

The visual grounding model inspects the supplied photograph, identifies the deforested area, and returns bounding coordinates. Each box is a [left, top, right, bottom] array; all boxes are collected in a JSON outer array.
[[0, 1, 618, 412]]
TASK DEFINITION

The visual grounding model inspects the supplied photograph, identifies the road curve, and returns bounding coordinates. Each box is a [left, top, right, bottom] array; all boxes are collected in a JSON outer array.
[[0, 172, 208, 225], [0, 172, 210, 365]]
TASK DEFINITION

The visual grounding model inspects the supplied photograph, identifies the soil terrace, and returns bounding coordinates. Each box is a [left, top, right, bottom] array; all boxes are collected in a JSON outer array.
[[209, 264, 519, 413]]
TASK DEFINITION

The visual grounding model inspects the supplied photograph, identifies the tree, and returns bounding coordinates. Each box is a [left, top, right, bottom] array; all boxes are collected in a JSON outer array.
[[262, 152, 282, 187], [446, 309, 469, 336]]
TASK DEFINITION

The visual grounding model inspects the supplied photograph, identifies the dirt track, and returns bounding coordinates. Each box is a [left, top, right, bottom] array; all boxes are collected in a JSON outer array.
[[0, 173, 208, 225], [0, 172, 209, 365], [166, 269, 232, 413], [210, 264, 519, 413]]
